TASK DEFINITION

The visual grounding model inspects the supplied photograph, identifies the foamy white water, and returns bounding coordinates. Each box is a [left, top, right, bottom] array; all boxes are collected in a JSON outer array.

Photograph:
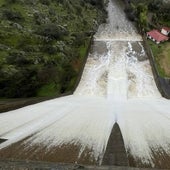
[[94, 0, 142, 41], [0, 0, 170, 166]]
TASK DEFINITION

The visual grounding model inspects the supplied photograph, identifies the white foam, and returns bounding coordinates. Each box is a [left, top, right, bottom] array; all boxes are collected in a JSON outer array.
[[118, 99, 170, 166], [25, 96, 115, 162], [94, 0, 142, 42]]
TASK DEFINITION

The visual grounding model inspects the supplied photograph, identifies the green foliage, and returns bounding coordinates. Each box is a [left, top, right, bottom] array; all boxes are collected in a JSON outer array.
[[0, 67, 40, 98], [133, 3, 148, 30], [39, 0, 51, 6], [37, 82, 59, 97], [36, 23, 68, 40], [6, 51, 31, 66], [148, 0, 163, 11], [0, 0, 106, 98], [3, 9, 23, 21], [128, 0, 170, 30], [149, 41, 170, 77]]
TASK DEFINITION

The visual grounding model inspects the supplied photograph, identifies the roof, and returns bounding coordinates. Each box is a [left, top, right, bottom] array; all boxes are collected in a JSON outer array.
[[147, 30, 169, 42], [162, 27, 170, 31]]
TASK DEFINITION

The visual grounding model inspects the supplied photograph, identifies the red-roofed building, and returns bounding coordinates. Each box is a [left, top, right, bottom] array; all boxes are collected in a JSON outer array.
[[147, 29, 169, 44]]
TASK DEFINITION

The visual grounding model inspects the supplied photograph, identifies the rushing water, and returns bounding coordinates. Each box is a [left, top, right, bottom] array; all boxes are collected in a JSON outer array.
[[0, 0, 170, 167]]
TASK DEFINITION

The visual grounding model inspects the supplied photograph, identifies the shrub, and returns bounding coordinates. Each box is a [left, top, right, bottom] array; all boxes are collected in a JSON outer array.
[[0, 68, 40, 98], [6, 51, 31, 66], [42, 44, 58, 54], [36, 23, 68, 40], [39, 0, 51, 5], [3, 9, 23, 21]]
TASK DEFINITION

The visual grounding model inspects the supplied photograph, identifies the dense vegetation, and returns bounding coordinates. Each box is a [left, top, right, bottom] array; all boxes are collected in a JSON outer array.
[[124, 0, 170, 77], [124, 0, 170, 31], [149, 41, 170, 77], [0, 0, 107, 98]]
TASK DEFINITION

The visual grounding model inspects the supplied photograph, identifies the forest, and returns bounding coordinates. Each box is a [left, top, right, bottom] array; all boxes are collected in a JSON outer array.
[[0, 0, 107, 98], [124, 0, 170, 31]]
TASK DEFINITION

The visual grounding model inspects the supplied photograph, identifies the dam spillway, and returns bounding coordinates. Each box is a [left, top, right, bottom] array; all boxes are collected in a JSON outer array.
[[0, 0, 170, 168]]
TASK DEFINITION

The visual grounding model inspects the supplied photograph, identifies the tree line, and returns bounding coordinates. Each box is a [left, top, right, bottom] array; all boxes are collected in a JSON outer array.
[[124, 0, 170, 31]]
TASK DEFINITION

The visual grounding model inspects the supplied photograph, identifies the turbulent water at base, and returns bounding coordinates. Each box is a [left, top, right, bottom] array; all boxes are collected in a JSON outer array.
[[0, 0, 170, 167]]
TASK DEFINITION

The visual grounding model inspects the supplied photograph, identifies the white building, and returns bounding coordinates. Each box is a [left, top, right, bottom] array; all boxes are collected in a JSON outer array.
[[161, 27, 170, 36]]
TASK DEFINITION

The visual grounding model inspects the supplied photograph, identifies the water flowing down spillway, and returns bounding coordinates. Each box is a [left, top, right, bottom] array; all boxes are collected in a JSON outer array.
[[0, 0, 170, 168]]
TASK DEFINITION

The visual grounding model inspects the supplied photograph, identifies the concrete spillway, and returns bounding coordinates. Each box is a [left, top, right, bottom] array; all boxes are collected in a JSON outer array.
[[102, 123, 128, 166], [0, 0, 170, 168]]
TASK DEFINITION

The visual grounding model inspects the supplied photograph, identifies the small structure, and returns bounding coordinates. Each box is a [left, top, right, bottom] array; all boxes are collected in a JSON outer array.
[[161, 27, 170, 36], [147, 29, 169, 44]]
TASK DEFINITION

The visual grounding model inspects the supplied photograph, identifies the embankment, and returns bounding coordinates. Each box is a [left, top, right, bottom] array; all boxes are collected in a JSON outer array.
[[143, 36, 170, 99]]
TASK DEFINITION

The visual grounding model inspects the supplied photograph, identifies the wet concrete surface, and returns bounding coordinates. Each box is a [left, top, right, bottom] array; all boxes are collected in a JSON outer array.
[[0, 160, 169, 170], [102, 123, 128, 166], [127, 42, 148, 61], [90, 41, 108, 56]]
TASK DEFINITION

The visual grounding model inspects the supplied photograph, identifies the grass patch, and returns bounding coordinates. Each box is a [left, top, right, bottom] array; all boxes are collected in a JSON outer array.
[[0, 0, 5, 7], [148, 40, 170, 77], [37, 82, 59, 97], [79, 45, 87, 58], [79, 37, 91, 58]]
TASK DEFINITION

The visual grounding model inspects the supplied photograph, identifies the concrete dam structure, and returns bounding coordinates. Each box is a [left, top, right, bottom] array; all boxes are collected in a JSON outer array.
[[0, 0, 170, 169]]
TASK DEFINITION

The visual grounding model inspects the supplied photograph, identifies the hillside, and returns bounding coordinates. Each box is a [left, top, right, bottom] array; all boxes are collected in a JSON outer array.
[[0, 0, 107, 98], [124, 0, 170, 29]]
